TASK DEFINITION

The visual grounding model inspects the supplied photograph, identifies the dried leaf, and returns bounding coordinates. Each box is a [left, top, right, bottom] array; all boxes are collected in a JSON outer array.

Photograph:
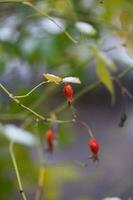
[[43, 73, 62, 84]]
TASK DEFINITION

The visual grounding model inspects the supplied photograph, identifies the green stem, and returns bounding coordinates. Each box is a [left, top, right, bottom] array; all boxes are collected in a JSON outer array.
[[0, 67, 133, 124], [66, 0, 77, 21], [0, 0, 77, 43], [0, 83, 75, 124], [117, 66, 133, 79], [23, 1, 78, 44], [35, 166, 45, 200], [21, 84, 57, 128], [9, 141, 27, 200], [52, 66, 133, 114], [48, 118, 75, 123], [34, 121, 46, 200], [0, 0, 24, 2], [15, 81, 48, 99]]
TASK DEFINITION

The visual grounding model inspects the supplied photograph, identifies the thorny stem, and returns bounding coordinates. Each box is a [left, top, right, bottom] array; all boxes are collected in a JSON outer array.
[[15, 81, 48, 99], [9, 141, 27, 200]]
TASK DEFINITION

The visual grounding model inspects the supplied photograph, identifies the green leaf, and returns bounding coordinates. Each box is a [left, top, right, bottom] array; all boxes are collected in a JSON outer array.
[[98, 52, 117, 72], [96, 56, 115, 103]]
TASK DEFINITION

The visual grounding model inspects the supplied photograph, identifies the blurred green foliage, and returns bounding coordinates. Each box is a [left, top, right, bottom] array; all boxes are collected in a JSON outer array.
[[0, 0, 133, 200]]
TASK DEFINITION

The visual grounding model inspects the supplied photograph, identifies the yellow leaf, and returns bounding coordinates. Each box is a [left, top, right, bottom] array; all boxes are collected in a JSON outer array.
[[43, 73, 62, 84]]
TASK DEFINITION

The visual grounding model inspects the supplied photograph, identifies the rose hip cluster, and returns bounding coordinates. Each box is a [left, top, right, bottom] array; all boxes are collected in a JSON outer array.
[[45, 82, 100, 162]]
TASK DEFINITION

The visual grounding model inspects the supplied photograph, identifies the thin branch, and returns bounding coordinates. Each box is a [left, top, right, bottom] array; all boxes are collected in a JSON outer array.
[[0, 0, 78, 43], [115, 66, 133, 100], [15, 81, 48, 99], [53, 81, 100, 114], [75, 120, 94, 138], [23, 1, 78, 44], [9, 141, 27, 200], [34, 120, 46, 200], [35, 166, 45, 200], [115, 79, 133, 99], [0, 83, 75, 124], [0, 0, 24, 2], [66, 0, 77, 22], [117, 67, 133, 79], [102, 46, 117, 52], [20, 84, 57, 128], [52, 67, 133, 114], [0, 67, 132, 124]]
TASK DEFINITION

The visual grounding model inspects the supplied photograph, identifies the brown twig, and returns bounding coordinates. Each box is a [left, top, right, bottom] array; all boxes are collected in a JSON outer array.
[[75, 120, 94, 138], [115, 79, 133, 100]]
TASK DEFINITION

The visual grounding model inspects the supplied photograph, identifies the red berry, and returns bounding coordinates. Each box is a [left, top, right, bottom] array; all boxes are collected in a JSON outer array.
[[63, 84, 73, 105], [46, 130, 54, 140], [63, 84, 73, 98], [45, 129, 54, 152], [89, 138, 99, 155]]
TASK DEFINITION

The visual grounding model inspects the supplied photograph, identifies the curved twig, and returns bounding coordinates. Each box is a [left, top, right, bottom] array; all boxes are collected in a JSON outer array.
[[15, 81, 48, 99]]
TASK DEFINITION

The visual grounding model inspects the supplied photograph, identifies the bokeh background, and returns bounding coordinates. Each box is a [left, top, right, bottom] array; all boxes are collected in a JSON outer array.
[[0, 0, 133, 200]]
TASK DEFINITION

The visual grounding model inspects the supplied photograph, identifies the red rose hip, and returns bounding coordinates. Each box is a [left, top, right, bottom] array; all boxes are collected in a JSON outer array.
[[63, 83, 73, 106], [89, 138, 99, 155], [45, 129, 54, 152]]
